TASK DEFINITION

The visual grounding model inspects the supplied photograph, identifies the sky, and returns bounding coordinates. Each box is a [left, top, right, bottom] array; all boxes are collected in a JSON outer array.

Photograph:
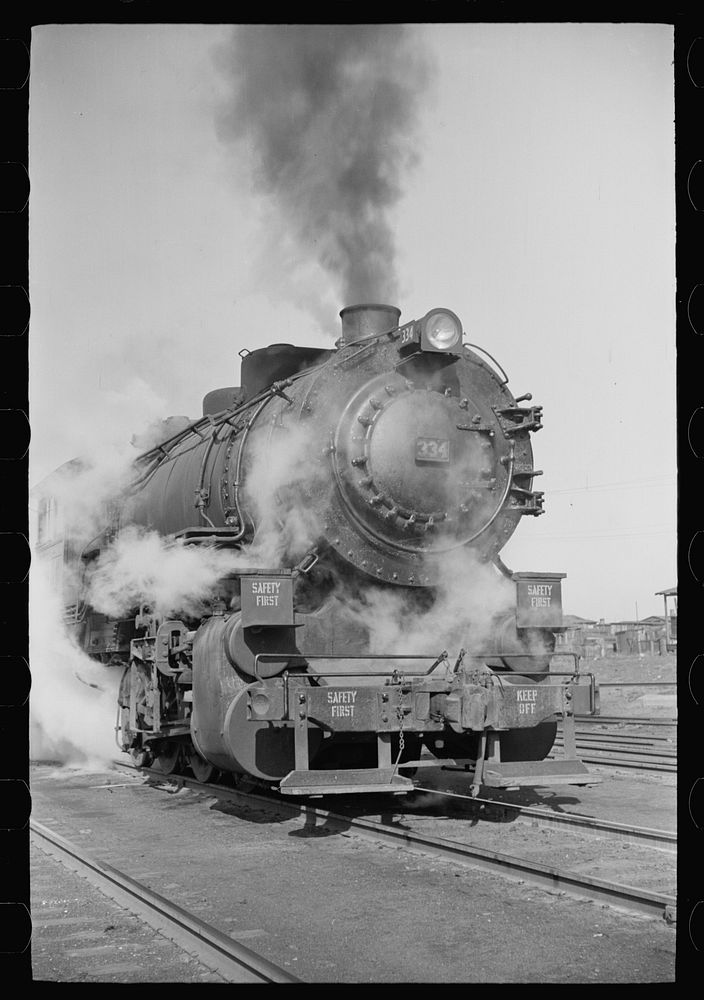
[[28, 22, 676, 622]]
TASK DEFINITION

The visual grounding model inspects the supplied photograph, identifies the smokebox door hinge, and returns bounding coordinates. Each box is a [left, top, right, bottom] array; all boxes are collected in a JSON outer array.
[[493, 405, 543, 435]]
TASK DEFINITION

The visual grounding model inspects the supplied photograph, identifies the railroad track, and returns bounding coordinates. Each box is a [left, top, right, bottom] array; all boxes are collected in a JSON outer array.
[[557, 728, 675, 750], [551, 735, 677, 774], [567, 730, 675, 745], [409, 785, 676, 854], [559, 737, 675, 753], [30, 819, 300, 984], [560, 731, 675, 750], [574, 715, 677, 727], [114, 761, 676, 922]]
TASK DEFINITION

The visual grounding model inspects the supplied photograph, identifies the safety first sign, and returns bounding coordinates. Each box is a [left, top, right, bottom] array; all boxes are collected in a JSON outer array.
[[240, 574, 294, 627], [514, 572, 565, 628]]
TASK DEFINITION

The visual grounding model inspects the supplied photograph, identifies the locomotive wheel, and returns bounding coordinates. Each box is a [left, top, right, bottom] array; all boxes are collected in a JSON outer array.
[[188, 748, 218, 783], [151, 742, 182, 775], [499, 721, 558, 762], [130, 748, 152, 768]]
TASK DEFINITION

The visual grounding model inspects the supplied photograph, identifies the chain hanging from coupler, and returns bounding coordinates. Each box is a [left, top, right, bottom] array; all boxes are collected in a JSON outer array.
[[390, 678, 406, 778]]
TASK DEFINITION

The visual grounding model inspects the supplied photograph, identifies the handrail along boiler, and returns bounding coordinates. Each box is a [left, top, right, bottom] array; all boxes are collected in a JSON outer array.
[[66, 303, 600, 794]]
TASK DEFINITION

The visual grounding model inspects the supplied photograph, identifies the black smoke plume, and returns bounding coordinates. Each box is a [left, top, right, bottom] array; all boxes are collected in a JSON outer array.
[[215, 25, 432, 307]]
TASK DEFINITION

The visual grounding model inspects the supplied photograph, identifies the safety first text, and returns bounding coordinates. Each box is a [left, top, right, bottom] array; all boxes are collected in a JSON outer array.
[[527, 583, 553, 608], [327, 690, 357, 718], [251, 580, 281, 606]]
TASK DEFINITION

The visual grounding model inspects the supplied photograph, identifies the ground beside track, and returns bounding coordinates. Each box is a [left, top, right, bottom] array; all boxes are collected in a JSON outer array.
[[329, 770, 676, 897], [30, 840, 228, 983], [29, 762, 675, 983], [574, 652, 676, 719]]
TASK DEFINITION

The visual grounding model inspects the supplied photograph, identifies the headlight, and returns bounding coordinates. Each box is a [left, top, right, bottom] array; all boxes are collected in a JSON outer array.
[[397, 307, 464, 354], [421, 309, 462, 352]]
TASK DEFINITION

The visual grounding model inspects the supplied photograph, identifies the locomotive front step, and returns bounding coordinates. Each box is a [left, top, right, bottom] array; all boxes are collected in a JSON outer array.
[[279, 767, 415, 796], [479, 758, 602, 787]]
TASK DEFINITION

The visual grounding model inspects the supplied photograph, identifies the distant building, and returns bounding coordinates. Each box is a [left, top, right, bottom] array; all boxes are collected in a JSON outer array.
[[655, 586, 677, 651], [562, 614, 597, 629], [612, 623, 666, 656], [555, 615, 613, 657], [556, 611, 669, 657]]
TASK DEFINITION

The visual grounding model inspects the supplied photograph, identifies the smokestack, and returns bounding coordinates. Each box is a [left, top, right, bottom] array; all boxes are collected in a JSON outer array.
[[339, 304, 401, 345]]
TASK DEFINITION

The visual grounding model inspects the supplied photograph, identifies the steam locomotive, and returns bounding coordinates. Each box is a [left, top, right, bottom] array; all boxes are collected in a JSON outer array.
[[41, 303, 600, 795]]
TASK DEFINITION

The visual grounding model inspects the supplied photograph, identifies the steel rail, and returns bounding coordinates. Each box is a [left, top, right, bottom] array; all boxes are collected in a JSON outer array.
[[566, 731, 676, 745], [113, 763, 676, 922], [596, 682, 676, 687], [549, 751, 676, 773], [557, 748, 676, 765], [573, 715, 676, 727], [408, 785, 676, 853], [30, 819, 301, 984], [553, 738, 676, 758]]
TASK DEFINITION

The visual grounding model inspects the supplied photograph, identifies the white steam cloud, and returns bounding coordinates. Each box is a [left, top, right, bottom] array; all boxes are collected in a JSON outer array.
[[29, 557, 121, 768], [84, 420, 335, 621], [86, 525, 240, 620], [244, 419, 332, 568], [29, 381, 193, 769], [334, 547, 516, 663], [33, 376, 175, 549]]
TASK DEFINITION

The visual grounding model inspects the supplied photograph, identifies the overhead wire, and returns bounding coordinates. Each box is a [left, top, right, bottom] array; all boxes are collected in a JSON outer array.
[[547, 475, 674, 495]]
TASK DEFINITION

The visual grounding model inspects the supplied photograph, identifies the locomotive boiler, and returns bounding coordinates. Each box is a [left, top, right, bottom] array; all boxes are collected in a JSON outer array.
[[67, 303, 599, 795]]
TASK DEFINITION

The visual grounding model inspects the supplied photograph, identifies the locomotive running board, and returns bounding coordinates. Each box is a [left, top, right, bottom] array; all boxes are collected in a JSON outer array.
[[480, 759, 602, 788], [279, 768, 415, 796]]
